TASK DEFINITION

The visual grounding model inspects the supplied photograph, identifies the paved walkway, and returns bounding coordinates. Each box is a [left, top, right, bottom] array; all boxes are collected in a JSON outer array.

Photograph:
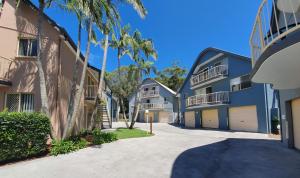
[[1, 123, 300, 178]]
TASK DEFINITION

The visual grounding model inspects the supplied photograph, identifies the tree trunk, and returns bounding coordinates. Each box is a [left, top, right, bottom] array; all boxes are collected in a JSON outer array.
[[95, 34, 109, 128], [97, 34, 109, 99], [129, 71, 142, 129], [116, 98, 120, 122], [63, 18, 93, 139], [62, 20, 82, 139], [120, 98, 129, 128], [37, 2, 50, 117]]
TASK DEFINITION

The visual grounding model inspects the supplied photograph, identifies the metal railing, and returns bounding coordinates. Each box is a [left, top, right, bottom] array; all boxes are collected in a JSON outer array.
[[140, 90, 160, 98], [190, 65, 228, 87], [186, 91, 230, 107], [0, 56, 13, 83], [142, 103, 165, 110], [250, 0, 300, 65]]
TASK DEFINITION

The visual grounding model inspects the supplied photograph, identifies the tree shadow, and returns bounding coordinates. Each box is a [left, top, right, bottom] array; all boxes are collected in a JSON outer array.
[[171, 138, 300, 178]]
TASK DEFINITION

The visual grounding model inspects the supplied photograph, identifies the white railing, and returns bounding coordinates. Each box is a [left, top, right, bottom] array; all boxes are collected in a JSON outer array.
[[85, 85, 98, 99], [0, 56, 13, 83], [250, 0, 300, 65], [190, 65, 228, 87], [186, 91, 230, 107], [140, 90, 160, 98], [142, 103, 164, 110]]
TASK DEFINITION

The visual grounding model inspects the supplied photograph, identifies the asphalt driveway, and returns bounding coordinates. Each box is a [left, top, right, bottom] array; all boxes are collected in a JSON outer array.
[[1, 123, 300, 178]]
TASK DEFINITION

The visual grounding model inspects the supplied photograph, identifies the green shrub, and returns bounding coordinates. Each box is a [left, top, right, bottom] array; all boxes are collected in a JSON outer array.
[[0, 112, 51, 162], [50, 139, 88, 156], [50, 140, 76, 156], [92, 129, 118, 145]]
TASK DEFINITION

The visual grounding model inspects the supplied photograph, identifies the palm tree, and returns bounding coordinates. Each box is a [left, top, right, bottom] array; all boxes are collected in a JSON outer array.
[[63, 0, 104, 139], [110, 25, 131, 77], [60, 0, 89, 139], [36, 0, 53, 117], [128, 31, 157, 129], [94, 0, 147, 128]]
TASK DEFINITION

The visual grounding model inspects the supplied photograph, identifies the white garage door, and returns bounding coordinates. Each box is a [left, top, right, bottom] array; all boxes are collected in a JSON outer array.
[[159, 111, 172, 123], [292, 98, 300, 150], [229, 106, 258, 132], [185, 111, 195, 128], [202, 109, 219, 129]]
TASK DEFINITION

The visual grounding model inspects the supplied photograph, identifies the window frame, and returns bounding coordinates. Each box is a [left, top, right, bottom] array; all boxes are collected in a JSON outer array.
[[230, 74, 252, 92], [5, 93, 34, 112], [17, 37, 38, 58]]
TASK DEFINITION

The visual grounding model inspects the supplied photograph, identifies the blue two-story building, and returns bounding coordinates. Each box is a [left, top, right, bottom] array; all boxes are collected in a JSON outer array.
[[178, 48, 279, 133], [129, 78, 178, 123]]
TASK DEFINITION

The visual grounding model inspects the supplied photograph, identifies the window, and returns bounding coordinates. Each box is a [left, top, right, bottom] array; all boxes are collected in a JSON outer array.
[[231, 74, 252, 92], [6, 94, 34, 112], [18, 38, 37, 57], [164, 97, 168, 104], [146, 99, 150, 103], [144, 88, 149, 91], [152, 86, 156, 90]]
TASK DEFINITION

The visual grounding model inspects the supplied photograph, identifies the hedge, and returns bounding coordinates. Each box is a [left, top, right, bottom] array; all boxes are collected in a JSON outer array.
[[0, 112, 51, 162]]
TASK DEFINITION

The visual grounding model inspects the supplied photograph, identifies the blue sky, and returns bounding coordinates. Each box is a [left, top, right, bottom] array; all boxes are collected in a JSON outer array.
[[42, 0, 261, 73]]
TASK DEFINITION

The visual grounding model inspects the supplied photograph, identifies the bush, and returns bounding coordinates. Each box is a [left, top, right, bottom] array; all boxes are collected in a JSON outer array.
[[0, 112, 51, 162], [50, 139, 88, 156], [92, 129, 118, 145]]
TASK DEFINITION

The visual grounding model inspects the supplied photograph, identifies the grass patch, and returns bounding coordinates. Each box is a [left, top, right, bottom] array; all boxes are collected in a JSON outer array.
[[113, 128, 153, 139]]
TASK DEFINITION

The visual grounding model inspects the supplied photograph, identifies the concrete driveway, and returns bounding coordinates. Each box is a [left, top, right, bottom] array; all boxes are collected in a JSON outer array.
[[1, 123, 300, 178]]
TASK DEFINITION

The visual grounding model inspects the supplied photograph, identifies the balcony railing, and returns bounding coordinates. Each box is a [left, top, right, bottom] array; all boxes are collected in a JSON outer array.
[[142, 103, 164, 110], [250, 0, 300, 65], [190, 65, 228, 87], [0, 56, 13, 86], [186, 91, 230, 108], [85, 85, 98, 100], [140, 90, 160, 98]]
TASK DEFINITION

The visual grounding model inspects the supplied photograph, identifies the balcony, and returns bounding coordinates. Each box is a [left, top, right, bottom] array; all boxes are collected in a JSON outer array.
[[140, 89, 160, 98], [142, 103, 165, 110], [0, 56, 13, 87], [190, 65, 228, 89], [186, 91, 229, 108], [250, 0, 300, 89], [85, 85, 97, 100]]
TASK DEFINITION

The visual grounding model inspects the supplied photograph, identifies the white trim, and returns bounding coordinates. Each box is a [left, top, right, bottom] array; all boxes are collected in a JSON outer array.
[[194, 53, 224, 70]]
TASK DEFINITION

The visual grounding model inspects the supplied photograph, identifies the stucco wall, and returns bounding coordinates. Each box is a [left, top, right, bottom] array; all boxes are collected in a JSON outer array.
[[0, 0, 102, 138]]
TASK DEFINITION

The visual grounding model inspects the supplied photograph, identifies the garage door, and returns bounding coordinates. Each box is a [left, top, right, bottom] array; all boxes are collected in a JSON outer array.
[[185, 111, 195, 128], [292, 98, 300, 150], [144, 112, 154, 123], [202, 109, 219, 129], [159, 111, 172, 123], [229, 106, 258, 132]]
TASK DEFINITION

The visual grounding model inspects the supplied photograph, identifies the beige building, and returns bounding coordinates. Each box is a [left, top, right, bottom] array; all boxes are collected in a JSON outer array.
[[0, 0, 112, 139]]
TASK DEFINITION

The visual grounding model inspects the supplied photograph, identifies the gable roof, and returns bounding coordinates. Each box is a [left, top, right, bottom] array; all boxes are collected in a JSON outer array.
[[22, 0, 100, 72], [143, 78, 177, 95], [177, 47, 251, 93]]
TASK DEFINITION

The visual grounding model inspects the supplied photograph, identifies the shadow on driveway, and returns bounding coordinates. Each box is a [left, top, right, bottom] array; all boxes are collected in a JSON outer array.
[[171, 138, 300, 178]]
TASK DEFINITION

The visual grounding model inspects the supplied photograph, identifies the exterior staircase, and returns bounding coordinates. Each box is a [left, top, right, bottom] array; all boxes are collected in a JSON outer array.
[[99, 103, 111, 129]]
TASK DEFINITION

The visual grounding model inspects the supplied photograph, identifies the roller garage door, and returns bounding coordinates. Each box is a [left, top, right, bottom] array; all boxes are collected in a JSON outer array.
[[144, 112, 154, 123], [202, 109, 219, 129], [229, 106, 258, 132], [159, 111, 172, 123], [185, 111, 195, 128], [292, 98, 300, 150]]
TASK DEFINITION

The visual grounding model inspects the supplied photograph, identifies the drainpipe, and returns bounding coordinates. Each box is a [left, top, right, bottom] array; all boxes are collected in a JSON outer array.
[[264, 84, 270, 133], [55, 37, 62, 137], [277, 90, 283, 142]]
